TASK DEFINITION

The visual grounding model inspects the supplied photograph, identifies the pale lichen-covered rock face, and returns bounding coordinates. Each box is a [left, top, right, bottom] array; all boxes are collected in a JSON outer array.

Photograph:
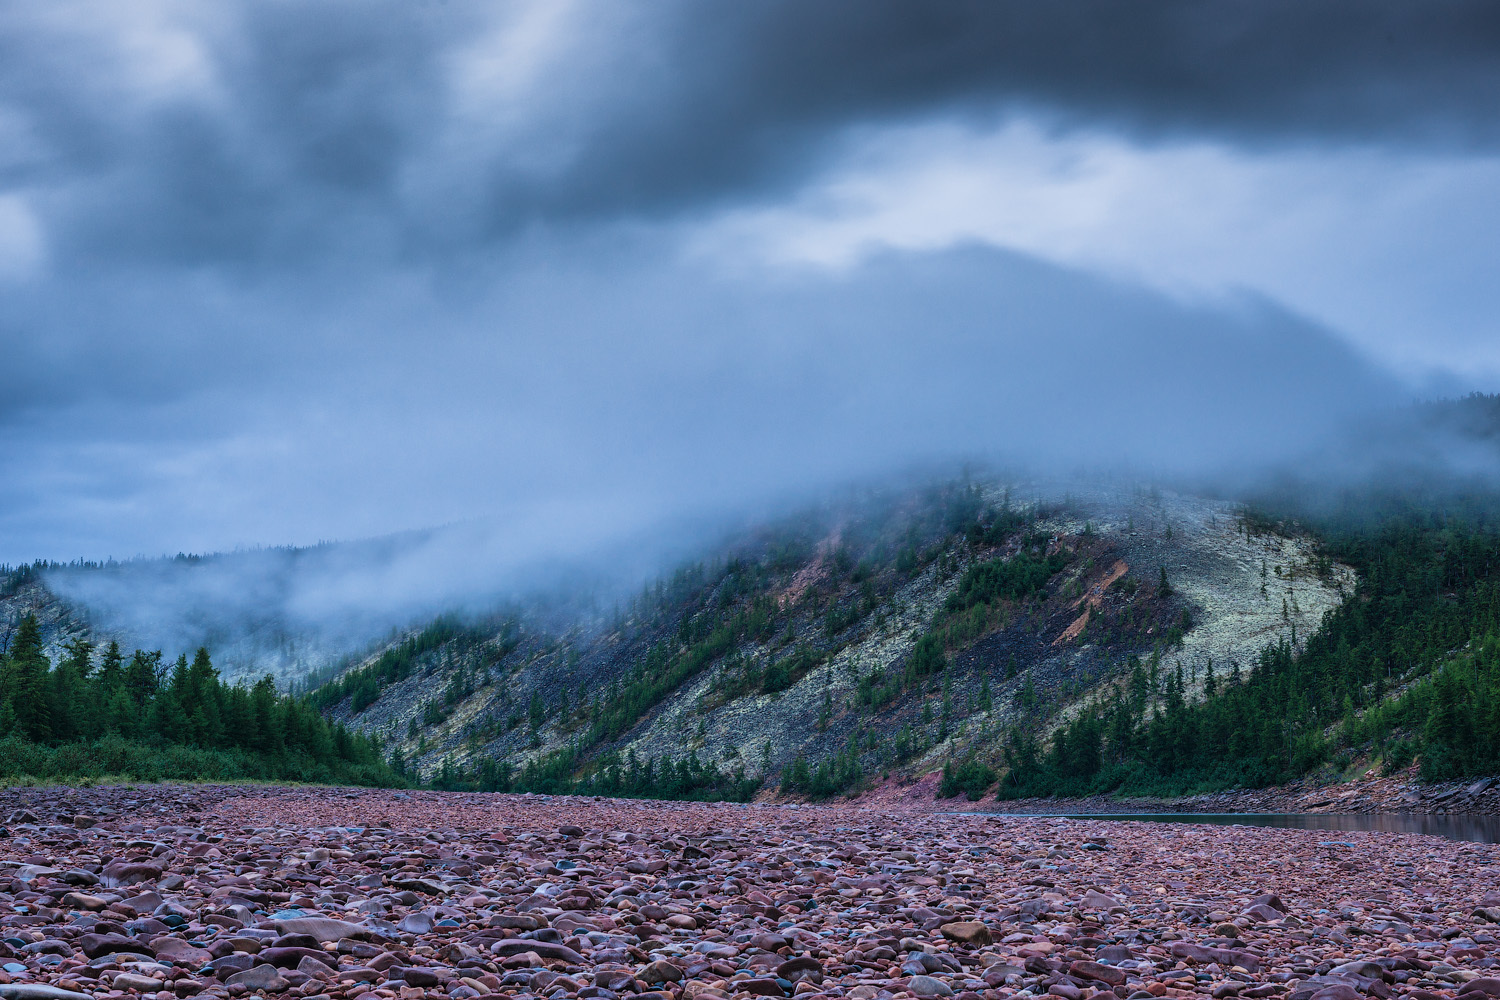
[[0, 784, 1492, 1000], [1031, 485, 1354, 696]]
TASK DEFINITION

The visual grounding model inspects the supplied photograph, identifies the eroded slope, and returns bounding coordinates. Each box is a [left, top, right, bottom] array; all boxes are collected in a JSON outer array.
[[321, 481, 1354, 791]]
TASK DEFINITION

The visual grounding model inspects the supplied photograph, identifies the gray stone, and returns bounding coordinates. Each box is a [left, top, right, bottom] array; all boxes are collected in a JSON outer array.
[[0, 987, 95, 1000], [267, 917, 372, 943], [225, 964, 291, 993], [639, 961, 684, 984]]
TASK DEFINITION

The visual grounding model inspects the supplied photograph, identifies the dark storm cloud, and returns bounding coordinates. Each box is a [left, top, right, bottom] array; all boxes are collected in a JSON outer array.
[[542, 0, 1500, 221], [5, 0, 1497, 275], [0, 4, 453, 268]]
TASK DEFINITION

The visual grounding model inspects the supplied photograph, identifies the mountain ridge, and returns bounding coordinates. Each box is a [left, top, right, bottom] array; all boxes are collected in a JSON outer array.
[[299, 481, 1349, 796]]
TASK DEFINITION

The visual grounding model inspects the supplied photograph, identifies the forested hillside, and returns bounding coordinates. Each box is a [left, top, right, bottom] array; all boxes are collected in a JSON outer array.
[[1000, 509, 1500, 797], [9, 477, 1498, 801], [305, 398, 1500, 803], [309, 479, 1349, 800], [991, 395, 1500, 799]]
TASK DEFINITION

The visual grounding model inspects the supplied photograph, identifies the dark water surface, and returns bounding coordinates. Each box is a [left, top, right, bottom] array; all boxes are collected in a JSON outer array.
[[967, 812, 1500, 843]]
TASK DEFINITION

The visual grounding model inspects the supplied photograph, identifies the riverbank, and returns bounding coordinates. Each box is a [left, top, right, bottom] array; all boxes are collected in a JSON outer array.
[[850, 771, 1500, 816]]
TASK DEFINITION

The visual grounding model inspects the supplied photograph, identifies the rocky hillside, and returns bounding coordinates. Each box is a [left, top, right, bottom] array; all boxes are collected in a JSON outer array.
[[312, 480, 1352, 789], [0, 566, 107, 666], [0, 563, 357, 688], [0, 539, 470, 688]]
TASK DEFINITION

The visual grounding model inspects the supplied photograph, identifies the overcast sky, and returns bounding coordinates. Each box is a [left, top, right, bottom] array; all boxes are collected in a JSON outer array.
[[3, 0, 1499, 567]]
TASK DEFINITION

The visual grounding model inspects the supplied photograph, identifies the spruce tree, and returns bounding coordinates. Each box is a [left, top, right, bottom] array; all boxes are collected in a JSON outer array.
[[125, 649, 161, 707], [50, 637, 94, 742], [60, 637, 95, 679], [4, 615, 52, 742], [97, 641, 124, 693], [183, 648, 224, 746]]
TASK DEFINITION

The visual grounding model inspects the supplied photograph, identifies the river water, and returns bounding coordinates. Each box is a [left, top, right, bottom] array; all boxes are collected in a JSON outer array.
[[971, 812, 1500, 844]]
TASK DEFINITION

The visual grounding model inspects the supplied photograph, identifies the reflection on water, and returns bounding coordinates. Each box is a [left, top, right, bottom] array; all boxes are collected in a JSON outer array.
[[990, 812, 1500, 844]]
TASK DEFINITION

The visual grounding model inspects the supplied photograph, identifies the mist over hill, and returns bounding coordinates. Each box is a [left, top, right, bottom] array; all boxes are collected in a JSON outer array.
[[5, 393, 1499, 691]]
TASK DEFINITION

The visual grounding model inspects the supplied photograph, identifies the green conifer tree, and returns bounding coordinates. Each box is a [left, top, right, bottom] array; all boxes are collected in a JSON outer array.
[[4, 615, 52, 742], [49, 637, 94, 743]]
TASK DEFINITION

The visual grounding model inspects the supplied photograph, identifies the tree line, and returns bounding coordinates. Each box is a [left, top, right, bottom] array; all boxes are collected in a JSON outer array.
[[422, 741, 761, 802], [0, 614, 401, 785]]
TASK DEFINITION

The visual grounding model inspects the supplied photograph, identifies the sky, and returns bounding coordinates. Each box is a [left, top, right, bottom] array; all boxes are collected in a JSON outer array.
[[3, 0, 1499, 571]]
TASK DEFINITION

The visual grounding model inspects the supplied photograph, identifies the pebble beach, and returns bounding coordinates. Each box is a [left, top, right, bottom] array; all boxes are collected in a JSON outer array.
[[0, 786, 1494, 1000]]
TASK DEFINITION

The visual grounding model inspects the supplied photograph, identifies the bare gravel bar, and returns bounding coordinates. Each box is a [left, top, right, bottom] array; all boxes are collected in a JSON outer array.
[[0, 785, 1493, 1000]]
